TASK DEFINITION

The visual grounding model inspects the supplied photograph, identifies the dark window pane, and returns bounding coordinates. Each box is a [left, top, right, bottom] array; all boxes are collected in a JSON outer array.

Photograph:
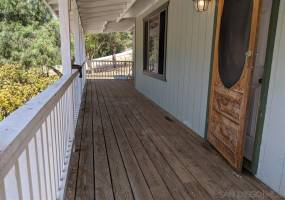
[[218, 0, 252, 88], [143, 3, 168, 80], [159, 10, 166, 75], [143, 21, 148, 70]]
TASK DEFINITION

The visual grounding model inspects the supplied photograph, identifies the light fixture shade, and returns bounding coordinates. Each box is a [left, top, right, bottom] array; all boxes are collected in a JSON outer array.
[[193, 0, 210, 12]]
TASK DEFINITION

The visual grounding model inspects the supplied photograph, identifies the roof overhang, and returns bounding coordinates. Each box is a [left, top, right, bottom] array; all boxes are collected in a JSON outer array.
[[44, 0, 158, 33]]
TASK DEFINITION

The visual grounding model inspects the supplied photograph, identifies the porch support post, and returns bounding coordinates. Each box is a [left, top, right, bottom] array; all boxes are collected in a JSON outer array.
[[80, 26, 86, 85], [74, 10, 86, 65], [74, 8, 81, 65], [81, 27, 86, 63], [58, 0, 72, 75], [132, 28, 136, 81]]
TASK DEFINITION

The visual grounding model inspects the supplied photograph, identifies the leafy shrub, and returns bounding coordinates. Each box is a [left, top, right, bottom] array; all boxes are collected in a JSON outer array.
[[0, 64, 59, 121]]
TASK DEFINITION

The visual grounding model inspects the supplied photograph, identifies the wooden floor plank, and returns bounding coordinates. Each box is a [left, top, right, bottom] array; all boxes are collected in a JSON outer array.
[[75, 81, 95, 200], [111, 81, 230, 199], [97, 81, 154, 200], [99, 81, 174, 200], [95, 81, 134, 200], [64, 79, 283, 200], [104, 80, 212, 200], [113, 81, 263, 197], [91, 80, 114, 200], [108, 80, 281, 200], [65, 86, 87, 200]]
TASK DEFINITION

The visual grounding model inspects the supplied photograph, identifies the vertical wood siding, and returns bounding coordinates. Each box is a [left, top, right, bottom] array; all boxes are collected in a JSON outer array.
[[135, 0, 215, 137], [257, 0, 285, 196]]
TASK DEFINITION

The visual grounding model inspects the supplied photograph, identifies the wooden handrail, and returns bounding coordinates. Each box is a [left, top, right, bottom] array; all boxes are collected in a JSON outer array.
[[0, 70, 85, 200]]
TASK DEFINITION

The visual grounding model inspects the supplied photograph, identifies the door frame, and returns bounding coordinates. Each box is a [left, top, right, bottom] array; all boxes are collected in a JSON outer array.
[[204, 0, 281, 174]]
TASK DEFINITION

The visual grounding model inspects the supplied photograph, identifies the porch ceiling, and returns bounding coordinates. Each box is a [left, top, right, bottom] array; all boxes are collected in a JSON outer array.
[[45, 0, 158, 33]]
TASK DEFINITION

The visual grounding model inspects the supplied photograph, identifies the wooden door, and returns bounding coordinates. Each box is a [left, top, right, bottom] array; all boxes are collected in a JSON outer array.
[[207, 0, 261, 170]]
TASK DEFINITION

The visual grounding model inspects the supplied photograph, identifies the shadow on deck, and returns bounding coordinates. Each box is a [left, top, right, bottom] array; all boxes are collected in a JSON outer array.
[[65, 80, 281, 200]]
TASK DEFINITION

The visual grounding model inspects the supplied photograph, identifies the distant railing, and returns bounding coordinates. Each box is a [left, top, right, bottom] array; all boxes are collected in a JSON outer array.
[[86, 60, 134, 80], [0, 68, 85, 200]]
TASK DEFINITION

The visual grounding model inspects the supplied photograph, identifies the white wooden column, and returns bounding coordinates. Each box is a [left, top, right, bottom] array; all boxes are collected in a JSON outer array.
[[59, 0, 72, 75], [74, 12, 86, 65], [80, 26, 87, 85], [132, 28, 136, 82], [73, 8, 81, 65], [81, 27, 86, 63]]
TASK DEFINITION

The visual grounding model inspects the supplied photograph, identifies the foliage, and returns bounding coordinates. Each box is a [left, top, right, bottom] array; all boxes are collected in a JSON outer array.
[[0, 0, 133, 120], [0, 64, 59, 121], [85, 32, 133, 59], [0, 0, 61, 120], [0, 0, 52, 26], [0, 0, 61, 69]]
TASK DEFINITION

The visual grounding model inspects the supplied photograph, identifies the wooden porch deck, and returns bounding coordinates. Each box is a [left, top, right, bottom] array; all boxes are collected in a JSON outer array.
[[65, 80, 282, 200]]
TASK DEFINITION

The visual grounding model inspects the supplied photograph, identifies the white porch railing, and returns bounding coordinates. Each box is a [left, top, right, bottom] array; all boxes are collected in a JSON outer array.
[[86, 60, 134, 80], [0, 69, 85, 200]]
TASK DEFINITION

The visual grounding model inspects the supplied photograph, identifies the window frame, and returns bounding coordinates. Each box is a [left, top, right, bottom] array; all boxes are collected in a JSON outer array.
[[143, 2, 169, 81]]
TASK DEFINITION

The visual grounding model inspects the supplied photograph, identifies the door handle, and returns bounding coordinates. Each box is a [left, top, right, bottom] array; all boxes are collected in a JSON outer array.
[[245, 51, 253, 57], [245, 51, 253, 69]]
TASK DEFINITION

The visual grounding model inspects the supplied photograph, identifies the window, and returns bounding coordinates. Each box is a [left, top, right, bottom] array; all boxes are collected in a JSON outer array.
[[143, 3, 168, 80], [218, 0, 252, 88]]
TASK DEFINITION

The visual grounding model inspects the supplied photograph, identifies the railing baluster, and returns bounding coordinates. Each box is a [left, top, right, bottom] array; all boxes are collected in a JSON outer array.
[[28, 138, 42, 200], [50, 110, 60, 192], [15, 161, 23, 200], [128, 62, 130, 79], [61, 95, 65, 171], [50, 113, 59, 197], [45, 117, 56, 200], [33, 132, 43, 200], [0, 179, 5, 200], [57, 102, 61, 168], [60, 99, 65, 169], [4, 166, 19, 199], [55, 105, 62, 180], [41, 123, 52, 200], [25, 148, 34, 200], [123, 62, 125, 79], [63, 94, 67, 167], [121, 63, 123, 79], [59, 97, 64, 173], [36, 129, 48, 200], [104, 62, 105, 78], [17, 149, 34, 199]]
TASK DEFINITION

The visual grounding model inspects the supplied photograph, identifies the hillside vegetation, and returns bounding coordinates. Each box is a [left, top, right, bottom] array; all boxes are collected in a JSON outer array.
[[0, 0, 60, 121], [0, 64, 58, 120], [0, 0, 133, 121]]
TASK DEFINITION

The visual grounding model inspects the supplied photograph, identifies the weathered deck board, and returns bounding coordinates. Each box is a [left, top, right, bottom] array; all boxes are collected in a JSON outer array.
[[97, 82, 154, 200], [91, 80, 114, 200], [64, 84, 87, 200], [75, 81, 95, 199], [96, 81, 135, 200], [65, 80, 283, 200]]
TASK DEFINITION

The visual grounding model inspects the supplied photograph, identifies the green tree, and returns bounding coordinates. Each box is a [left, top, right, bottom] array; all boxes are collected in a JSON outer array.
[[0, 64, 59, 121], [85, 32, 132, 59], [0, 0, 61, 70], [0, 0, 61, 121]]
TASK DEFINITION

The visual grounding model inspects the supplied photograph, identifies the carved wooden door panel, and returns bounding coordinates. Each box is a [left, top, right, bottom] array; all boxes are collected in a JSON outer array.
[[207, 0, 261, 170]]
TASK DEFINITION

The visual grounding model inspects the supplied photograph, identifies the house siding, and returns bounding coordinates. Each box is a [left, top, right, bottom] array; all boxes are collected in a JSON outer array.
[[257, 0, 285, 196], [135, 0, 215, 137], [135, 0, 285, 197]]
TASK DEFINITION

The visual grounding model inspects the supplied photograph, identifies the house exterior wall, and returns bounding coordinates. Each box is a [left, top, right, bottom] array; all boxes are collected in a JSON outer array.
[[135, 0, 215, 137], [257, 0, 285, 196], [135, 0, 285, 197]]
